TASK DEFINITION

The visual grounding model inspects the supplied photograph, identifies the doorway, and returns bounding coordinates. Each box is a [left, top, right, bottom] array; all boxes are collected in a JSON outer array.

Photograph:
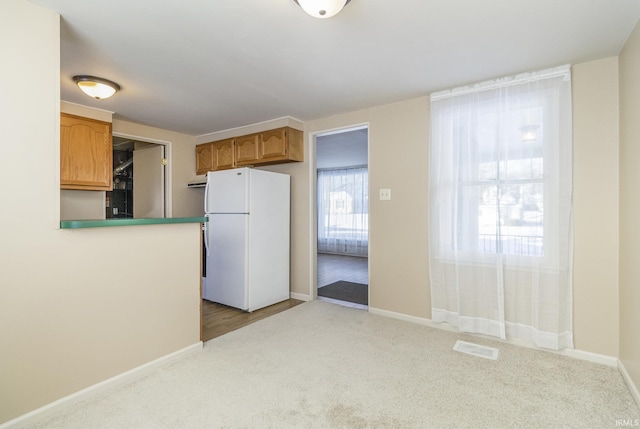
[[315, 127, 369, 309], [109, 135, 169, 218]]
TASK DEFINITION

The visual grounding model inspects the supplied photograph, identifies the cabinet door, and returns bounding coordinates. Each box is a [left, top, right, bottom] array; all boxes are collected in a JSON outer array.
[[235, 133, 260, 166], [195, 142, 214, 175], [259, 128, 288, 161], [60, 113, 112, 190], [212, 138, 235, 170]]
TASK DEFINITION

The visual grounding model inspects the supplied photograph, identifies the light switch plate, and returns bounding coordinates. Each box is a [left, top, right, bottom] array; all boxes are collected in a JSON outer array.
[[379, 188, 391, 200]]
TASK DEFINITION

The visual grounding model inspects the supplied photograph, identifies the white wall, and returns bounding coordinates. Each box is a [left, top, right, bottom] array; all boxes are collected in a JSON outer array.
[[304, 101, 432, 317], [619, 18, 640, 399], [302, 61, 621, 357], [572, 58, 620, 356], [0, 1, 201, 423], [60, 190, 105, 220]]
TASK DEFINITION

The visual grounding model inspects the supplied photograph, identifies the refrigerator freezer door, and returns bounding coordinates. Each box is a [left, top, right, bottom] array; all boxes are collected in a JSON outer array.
[[205, 168, 250, 214], [203, 213, 249, 310]]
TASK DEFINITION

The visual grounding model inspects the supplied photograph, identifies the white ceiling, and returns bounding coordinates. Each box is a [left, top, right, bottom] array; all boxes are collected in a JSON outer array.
[[28, 0, 640, 136], [317, 128, 368, 169]]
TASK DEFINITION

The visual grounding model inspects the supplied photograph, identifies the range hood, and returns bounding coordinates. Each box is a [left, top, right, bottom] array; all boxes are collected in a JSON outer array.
[[187, 174, 207, 188]]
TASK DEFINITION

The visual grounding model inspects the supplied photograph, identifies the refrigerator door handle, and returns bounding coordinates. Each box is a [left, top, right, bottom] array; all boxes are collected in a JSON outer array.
[[203, 215, 210, 256], [204, 175, 210, 214]]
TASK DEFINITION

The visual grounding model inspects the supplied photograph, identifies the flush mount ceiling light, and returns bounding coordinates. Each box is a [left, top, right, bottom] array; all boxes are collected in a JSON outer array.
[[72, 75, 120, 100], [293, 0, 351, 19]]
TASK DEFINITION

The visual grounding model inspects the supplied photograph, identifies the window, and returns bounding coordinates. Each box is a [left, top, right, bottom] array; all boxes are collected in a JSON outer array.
[[430, 67, 572, 262], [458, 104, 545, 256], [317, 167, 368, 256], [428, 65, 573, 350]]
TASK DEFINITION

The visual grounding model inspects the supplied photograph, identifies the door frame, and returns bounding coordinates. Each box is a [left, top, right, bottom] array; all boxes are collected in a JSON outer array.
[[112, 132, 172, 218], [307, 123, 370, 301]]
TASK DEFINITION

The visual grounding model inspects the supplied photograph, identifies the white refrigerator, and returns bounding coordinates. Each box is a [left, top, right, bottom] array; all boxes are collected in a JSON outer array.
[[203, 167, 290, 312]]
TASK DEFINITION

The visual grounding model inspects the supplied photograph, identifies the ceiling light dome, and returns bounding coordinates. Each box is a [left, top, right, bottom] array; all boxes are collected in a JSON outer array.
[[294, 0, 351, 19], [72, 75, 120, 100]]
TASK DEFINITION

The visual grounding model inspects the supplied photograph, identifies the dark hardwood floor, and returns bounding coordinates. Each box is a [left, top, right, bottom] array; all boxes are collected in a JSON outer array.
[[201, 255, 366, 341], [201, 298, 303, 342]]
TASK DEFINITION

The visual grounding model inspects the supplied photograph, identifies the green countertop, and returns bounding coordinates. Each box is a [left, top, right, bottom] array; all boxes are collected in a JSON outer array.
[[60, 217, 207, 229]]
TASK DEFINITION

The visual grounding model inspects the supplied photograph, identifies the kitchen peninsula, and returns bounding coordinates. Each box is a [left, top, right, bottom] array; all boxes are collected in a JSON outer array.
[[60, 217, 207, 229]]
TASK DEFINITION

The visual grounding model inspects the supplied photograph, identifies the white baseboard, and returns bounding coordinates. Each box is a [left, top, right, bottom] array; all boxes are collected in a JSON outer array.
[[558, 347, 619, 367], [368, 306, 618, 367], [369, 306, 457, 331], [619, 360, 640, 408], [290, 292, 310, 301], [1, 342, 203, 429]]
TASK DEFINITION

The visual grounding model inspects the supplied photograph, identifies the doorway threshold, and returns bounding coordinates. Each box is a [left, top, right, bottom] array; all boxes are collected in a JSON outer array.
[[317, 296, 368, 311]]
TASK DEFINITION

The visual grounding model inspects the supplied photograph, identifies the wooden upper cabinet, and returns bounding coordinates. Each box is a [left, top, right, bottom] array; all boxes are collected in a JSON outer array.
[[197, 139, 235, 173], [258, 127, 303, 163], [212, 138, 235, 171], [60, 113, 112, 191], [194, 127, 304, 174], [259, 128, 288, 161], [195, 142, 214, 175], [235, 133, 260, 166]]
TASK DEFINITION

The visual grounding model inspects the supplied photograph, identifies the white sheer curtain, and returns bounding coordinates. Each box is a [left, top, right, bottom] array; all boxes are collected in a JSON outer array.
[[317, 166, 368, 256], [428, 65, 573, 350]]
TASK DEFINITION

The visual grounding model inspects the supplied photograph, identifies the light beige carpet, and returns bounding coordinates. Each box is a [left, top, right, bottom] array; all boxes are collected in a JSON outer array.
[[27, 300, 639, 428]]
